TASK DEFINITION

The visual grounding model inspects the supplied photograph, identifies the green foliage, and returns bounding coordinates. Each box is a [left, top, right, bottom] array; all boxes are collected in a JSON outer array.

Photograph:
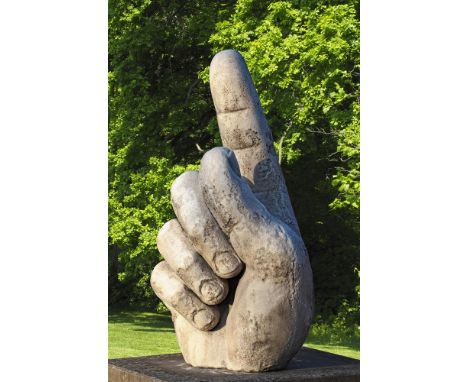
[[206, 0, 360, 201], [204, 0, 360, 318], [108, 0, 360, 320], [108, 1, 235, 307], [109, 157, 198, 307], [330, 103, 360, 210]]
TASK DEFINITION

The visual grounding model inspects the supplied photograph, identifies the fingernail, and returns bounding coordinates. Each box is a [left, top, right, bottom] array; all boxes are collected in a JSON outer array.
[[193, 309, 216, 331], [214, 252, 242, 277], [200, 279, 225, 304]]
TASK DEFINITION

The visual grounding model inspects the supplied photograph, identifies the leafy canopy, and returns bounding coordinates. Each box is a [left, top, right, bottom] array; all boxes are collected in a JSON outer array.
[[108, 0, 360, 320]]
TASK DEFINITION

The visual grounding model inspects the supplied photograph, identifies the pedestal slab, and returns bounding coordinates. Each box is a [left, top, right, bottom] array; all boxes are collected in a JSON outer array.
[[108, 347, 359, 381]]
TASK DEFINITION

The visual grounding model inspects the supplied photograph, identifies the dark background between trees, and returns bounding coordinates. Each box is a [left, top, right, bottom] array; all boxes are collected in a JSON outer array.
[[109, 0, 359, 329]]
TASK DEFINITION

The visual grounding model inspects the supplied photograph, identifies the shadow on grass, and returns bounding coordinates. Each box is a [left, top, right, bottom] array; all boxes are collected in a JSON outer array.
[[108, 310, 175, 333], [109, 310, 359, 358], [304, 322, 360, 359]]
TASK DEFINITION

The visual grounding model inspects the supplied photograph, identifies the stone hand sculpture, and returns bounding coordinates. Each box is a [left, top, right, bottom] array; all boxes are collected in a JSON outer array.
[[151, 50, 314, 372]]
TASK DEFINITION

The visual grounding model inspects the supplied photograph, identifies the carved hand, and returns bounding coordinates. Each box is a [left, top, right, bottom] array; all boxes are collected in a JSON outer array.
[[151, 50, 314, 372]]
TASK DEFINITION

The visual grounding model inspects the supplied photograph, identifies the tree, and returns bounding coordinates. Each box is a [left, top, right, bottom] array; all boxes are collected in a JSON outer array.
[[204, 0, 360, 318], [108, 0, 360, 320], [108, 0, 235, 307]]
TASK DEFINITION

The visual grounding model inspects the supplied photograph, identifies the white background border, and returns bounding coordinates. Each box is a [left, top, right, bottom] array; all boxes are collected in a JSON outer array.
[[361, 0, 468, 380], [0, 1, 108, 380]]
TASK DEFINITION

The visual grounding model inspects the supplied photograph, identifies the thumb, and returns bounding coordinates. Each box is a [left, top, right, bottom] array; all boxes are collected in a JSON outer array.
[[199, 147, 298, 266]]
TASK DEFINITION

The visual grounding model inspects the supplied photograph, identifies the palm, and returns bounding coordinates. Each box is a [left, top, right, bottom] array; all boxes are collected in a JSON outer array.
[[151, 50, 313, 372]]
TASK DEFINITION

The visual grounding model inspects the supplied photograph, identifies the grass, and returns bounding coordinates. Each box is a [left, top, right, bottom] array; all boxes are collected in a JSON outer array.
[[108, 311, 179, 358], [108, 310, 359, 360]]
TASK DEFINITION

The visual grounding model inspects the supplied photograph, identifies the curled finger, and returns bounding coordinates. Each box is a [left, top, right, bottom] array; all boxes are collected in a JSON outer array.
[[151, 261, 220, 331], [157, 219, 229, 305]]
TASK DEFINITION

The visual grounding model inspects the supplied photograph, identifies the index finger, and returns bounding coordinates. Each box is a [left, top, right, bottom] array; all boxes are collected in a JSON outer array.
[[210, 50, 273, 171], [209, 50, 299, 232]]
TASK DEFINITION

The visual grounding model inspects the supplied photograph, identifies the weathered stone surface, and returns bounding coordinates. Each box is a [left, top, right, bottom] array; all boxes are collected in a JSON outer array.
[[109, 348, 359, 382], [171, 171, 243, 279], [150, 50, 315, 372]]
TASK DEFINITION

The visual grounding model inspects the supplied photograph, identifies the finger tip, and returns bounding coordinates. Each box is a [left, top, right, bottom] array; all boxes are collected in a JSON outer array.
[[151, 261, 167, 279], [200, 278, 228, 305], [150, 261, 170, 296], [209, 49, 246, 82], [210, 49, 244, 70], [170, 171, 199, 206], [209, 50, 256, 114], [171, 170, 198, 191], [193, 308, 220, 331], [201, 147, 239, 175], [156, 219, 180, 247], [214, 252, 243, 278]]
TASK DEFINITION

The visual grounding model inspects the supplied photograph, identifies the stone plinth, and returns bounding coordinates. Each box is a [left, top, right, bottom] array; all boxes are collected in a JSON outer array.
[[108, 347, 359, 381]]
